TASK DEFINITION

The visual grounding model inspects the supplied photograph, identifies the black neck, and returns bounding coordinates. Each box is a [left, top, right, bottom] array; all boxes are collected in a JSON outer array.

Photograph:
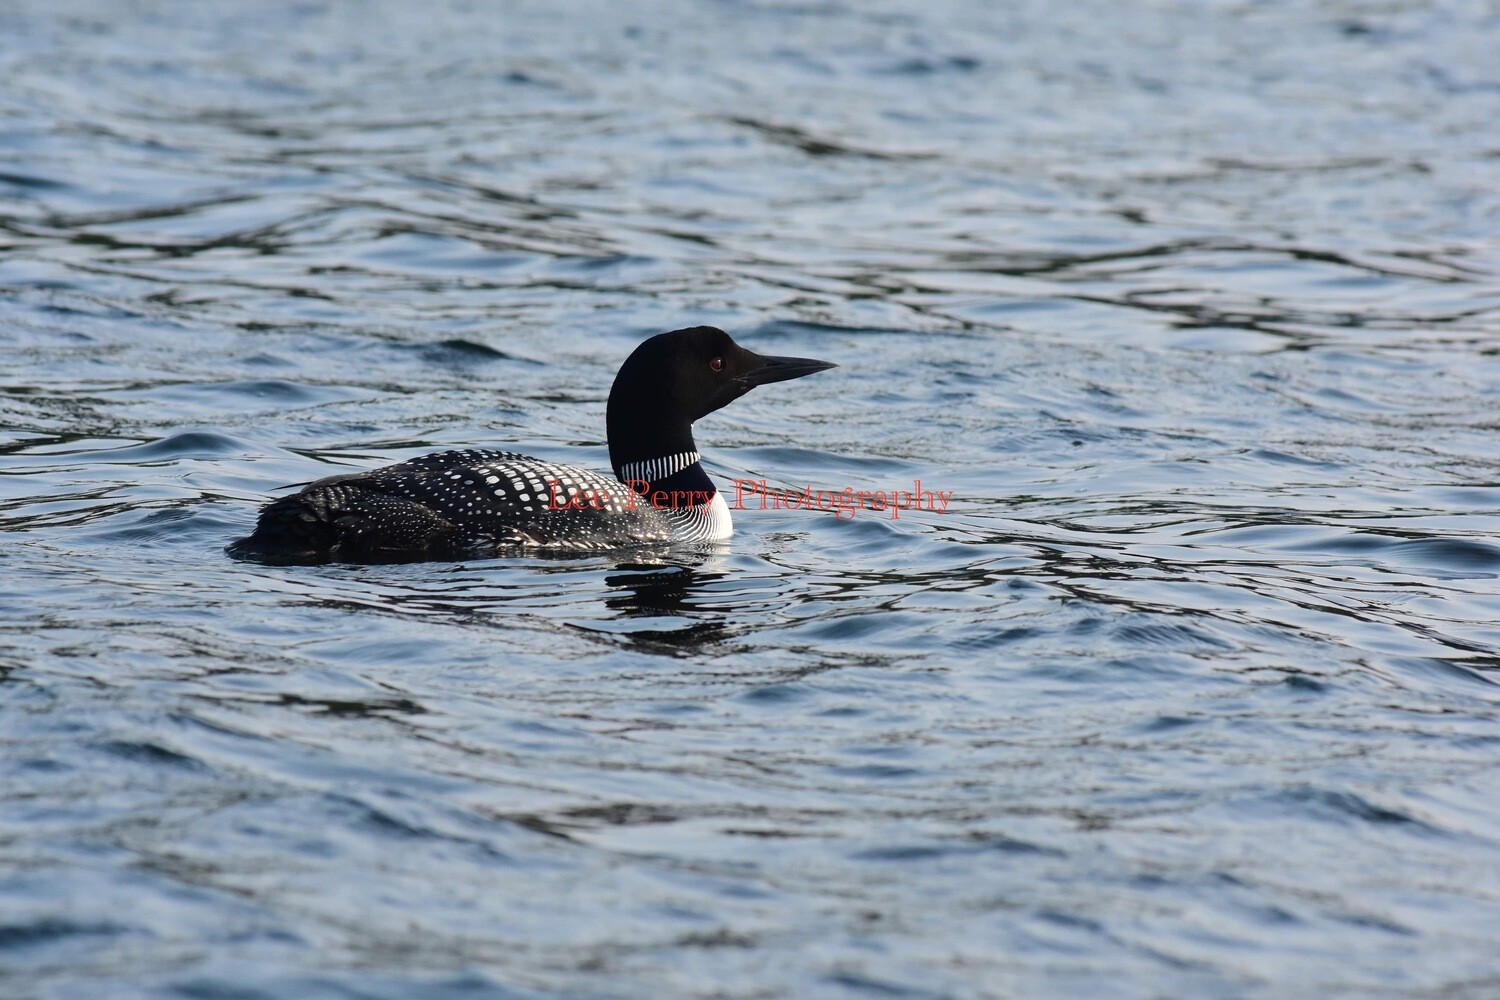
[[607, 422, 696, 473], [621, 459, 716, 505], [606, 333, 710, 486], [612, 446, 714, 494], [607, 374, 698, 474]]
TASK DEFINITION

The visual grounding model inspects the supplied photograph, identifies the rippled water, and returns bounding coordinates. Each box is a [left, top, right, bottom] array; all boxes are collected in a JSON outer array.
[[5, 1, 1500, 997]]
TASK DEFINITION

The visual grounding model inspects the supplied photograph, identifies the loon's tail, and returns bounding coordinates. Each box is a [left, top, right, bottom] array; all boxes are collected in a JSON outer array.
[[228, 485, 474, 564], [225, 493, 337, 564]]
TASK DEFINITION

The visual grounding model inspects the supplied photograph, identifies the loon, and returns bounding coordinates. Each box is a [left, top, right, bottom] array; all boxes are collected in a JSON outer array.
[[227, 326, 835, 564]]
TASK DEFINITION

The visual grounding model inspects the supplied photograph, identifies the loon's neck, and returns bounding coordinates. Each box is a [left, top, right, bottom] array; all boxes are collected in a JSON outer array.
[[614, 448, 709, 493], [609, 415, 707, 497], [612, 448, 732, 542]]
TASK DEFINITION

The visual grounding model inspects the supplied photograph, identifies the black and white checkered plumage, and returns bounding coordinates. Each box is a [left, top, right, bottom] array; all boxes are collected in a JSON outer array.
[[228, 327, 834, 564]]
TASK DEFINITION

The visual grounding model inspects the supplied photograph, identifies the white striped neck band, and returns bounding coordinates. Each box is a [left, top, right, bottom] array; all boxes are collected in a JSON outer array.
[[616, 450, 702, 484]]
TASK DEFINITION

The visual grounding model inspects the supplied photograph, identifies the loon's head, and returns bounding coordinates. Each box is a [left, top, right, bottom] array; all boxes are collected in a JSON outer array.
[[607, 326, 835, 470]]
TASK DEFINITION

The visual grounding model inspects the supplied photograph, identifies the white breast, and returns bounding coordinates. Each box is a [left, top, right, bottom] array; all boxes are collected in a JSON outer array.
[[667, 491, 733, 543]]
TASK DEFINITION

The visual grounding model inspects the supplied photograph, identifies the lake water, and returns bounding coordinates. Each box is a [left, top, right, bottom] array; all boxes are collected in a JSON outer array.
[[4, 2, 1500, 998]]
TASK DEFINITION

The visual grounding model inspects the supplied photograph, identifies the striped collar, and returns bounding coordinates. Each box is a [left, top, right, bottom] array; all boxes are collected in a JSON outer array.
[[616, 450, 701, 484]]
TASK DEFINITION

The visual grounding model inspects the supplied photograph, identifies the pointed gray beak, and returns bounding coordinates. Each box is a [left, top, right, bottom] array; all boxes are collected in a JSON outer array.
[[739, 354, 838, 388]]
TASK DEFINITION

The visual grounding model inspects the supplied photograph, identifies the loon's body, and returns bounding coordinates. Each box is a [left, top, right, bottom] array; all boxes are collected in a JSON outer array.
[[228, 327, 833, 564], [228, 446, 726, 561]]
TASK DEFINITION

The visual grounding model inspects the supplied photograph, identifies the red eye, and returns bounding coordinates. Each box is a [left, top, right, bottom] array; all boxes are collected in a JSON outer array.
[[709, 357, 723, 372]]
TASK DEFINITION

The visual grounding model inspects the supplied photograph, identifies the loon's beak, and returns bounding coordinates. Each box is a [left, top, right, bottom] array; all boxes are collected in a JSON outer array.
[[739, 354, 838, 388]]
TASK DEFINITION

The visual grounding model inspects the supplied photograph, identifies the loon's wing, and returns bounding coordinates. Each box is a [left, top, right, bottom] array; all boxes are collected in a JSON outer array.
[[229, 449, 668, 564]]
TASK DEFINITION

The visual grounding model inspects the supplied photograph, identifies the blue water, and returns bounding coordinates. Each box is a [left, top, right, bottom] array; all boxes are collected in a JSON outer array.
[[4, 2, 1500, 997]]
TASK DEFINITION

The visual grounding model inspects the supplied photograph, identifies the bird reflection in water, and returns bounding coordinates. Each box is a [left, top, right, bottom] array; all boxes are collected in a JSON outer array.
[[603, 551, 735, 651]]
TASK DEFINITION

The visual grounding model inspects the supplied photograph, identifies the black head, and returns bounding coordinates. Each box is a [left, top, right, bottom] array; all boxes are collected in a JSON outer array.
[[607, 326, 836, 470]]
